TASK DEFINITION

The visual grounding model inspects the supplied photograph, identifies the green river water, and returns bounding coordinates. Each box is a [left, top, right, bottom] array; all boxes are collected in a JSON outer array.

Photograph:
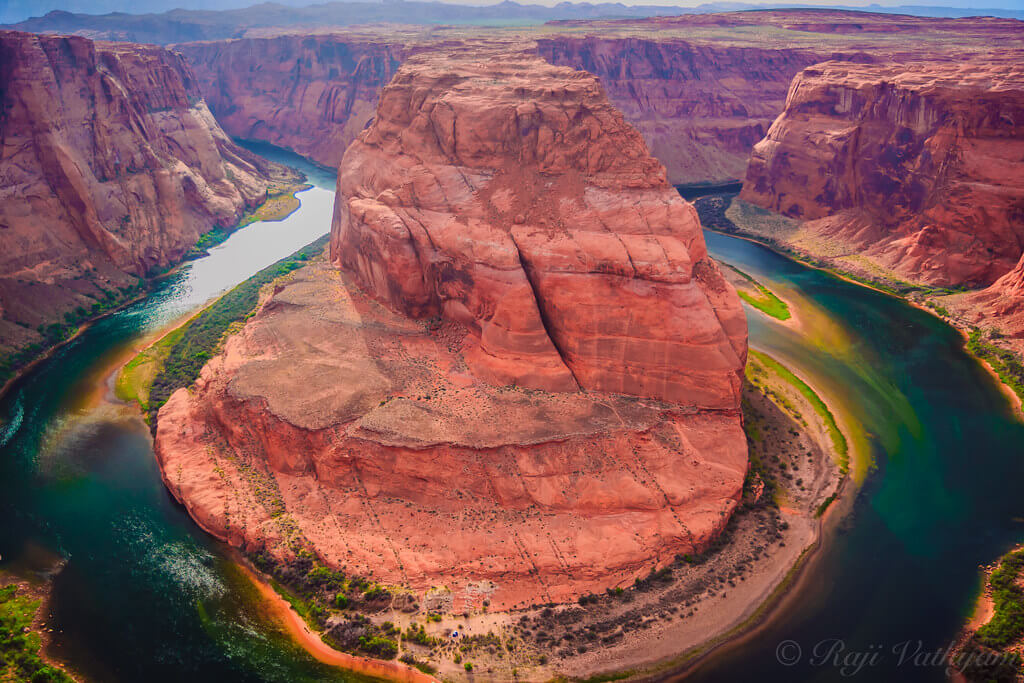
[[1, 160, 1022, 682]]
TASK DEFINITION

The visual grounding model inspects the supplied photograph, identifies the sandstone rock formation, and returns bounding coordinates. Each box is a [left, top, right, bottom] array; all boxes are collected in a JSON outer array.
[[177, 34, 408, 171], [332, 48, 747, 406], [174, 12, 1024, 188], [155, 48, 748, 609], [535, 37, 821, 185], [741, 57, 1024, 288], [0, 31, 296, 368]]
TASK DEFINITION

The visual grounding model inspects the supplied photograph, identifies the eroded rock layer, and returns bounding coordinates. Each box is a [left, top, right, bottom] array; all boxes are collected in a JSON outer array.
[[155, 48, 748, 609], [177, 35, 408, 171], [331, 48, 747, 407], [741, 57, 1024, 288], [535, 37, 822, 185], [0, 31, 295, 360]]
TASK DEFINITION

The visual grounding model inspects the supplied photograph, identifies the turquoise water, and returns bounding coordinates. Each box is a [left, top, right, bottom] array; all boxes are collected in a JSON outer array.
[[685, 230, 1024, 682], [0, 145, 369, 682], [2, 164, 1022, 681]]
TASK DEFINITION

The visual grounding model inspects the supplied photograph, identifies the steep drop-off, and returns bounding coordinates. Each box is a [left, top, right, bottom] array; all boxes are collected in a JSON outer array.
[[535, 37, 822, 185], [0, 30, 296, 374], [177, 34, 408, 171], [741, 57, 1024, 289], [155, 48, 748, 610]]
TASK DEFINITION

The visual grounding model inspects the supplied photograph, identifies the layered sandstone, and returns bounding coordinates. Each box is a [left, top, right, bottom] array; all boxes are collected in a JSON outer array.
[[535, 37, 822, 184], [155, 48, 748, 609], [173, 13, 1024, 189], [741, 57, 1024, 288], [177, 34, 410, 171], [0, 31, 296, 363], [331, 48, 747, 406]]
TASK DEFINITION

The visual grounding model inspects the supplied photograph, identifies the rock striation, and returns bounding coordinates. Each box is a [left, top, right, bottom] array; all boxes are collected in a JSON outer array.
[[0, 31, 295, 365], [331, 48, 747, 406], [535, 37, 822, 185], [155, 48, 748, 609], [177, 34, 408, 171], [741, 57, 1024, 288]]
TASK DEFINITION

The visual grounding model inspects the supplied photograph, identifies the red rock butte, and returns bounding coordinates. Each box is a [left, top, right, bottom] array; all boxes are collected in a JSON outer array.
[[155, 47, 748, 610]]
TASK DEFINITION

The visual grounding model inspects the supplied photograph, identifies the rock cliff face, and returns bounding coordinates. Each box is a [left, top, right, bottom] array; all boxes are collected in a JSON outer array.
[[535, 37, 822, 185], [177, 35, 408, 171], [177, 31, 823, 185], [155, 48, 748, 609], [0, 31, 295, 366], [332, 48, 747, 406], [741, 58, 1024, 288]]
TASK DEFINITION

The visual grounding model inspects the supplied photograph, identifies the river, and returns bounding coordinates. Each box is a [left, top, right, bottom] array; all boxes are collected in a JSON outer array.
[[1, 164, 1022, 681], [0, 144, 372, 683]]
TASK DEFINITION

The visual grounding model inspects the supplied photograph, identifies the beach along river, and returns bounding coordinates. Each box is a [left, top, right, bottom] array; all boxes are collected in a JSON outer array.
[[1, 163, 1022, 682]]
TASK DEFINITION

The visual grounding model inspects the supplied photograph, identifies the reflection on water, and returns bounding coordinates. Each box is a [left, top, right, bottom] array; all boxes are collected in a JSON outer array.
[[1, 166, 1022, 681]]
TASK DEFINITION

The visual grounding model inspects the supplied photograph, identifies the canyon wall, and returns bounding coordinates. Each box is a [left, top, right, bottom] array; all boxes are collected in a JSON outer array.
[[177, 35, 408, 171], [0, 30, 295, 370], [177, 31, 822, 185], [155, 48, 748, 609], [741, 57, 1024, 288], [535, 37, 822, 185]]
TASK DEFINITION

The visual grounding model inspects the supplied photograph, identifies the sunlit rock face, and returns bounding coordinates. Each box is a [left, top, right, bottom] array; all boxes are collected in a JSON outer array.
[[332, 47, 747, 406], [155, 46, 749, 610], [742, 57, 1024, 289]]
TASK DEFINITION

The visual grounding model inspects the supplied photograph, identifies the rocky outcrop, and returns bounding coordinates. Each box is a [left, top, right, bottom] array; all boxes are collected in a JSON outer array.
[[332, 47, 747, 406], [177, 35, 408, 171], [741, 57, 1024, 288], [535, 37, 822, 185], [155, 48, 748, 609], [0, 31, 296, 369]]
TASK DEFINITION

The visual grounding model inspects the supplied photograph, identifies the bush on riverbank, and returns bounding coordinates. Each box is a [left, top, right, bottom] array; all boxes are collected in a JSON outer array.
[[976, 549, 1024, 650], [1, 584, 73, 683], [966, 330, 1024, 406], [147, 235, 329, 422]]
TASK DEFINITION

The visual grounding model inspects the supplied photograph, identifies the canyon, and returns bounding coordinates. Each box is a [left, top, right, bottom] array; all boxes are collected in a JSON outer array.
[[0, 30, 297, 378], [740, 56, 1024, 290], [153, 47, 749, 611]]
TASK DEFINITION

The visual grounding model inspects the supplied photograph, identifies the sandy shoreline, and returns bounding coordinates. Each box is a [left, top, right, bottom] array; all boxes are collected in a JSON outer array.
[[234, 560, 439, 683]]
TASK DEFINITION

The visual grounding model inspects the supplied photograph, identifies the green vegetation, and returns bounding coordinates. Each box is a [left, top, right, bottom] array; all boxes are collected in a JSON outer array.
[[147, 234, 328, 421], [185, 186, 307, 260], [976, 549, 1024, 649], [250, 550, 408, 661], [0, 280, 145, 388], [749, 350, 849, 472], [726, 265, 791, 321], [357, 636, 398, 659], [0, 584, 73, 682], [814, 493, 838, 518], [966, 329, 1024, 407], [115, 324, 188, 411]]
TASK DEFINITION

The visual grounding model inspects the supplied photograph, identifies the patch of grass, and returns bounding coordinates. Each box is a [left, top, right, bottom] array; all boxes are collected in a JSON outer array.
[[749, 350, 849, 472], [115, 324, 188, 411], [814, 493, 838, 518], [726, 265, 791, 321], [976, 549, 1024, 650], [0, 584, 73, 682], [147, 234, 328, 422], [967, 329, 1024, 407]]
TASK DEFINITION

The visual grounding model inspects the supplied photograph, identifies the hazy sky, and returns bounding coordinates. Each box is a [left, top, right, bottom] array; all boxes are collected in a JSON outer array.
[[2, 0, 1021, 22]]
